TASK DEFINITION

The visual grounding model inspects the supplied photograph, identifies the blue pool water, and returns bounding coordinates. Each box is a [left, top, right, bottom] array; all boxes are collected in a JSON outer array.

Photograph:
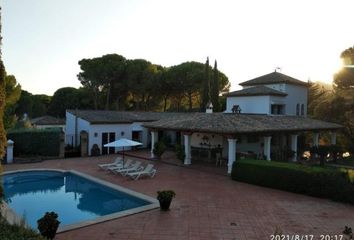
[[2, 170, 150, 229]]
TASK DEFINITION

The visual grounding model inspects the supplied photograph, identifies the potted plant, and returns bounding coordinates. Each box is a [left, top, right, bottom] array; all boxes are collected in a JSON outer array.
[[37, 212, 60, 240], [157, 190, 176, 211]]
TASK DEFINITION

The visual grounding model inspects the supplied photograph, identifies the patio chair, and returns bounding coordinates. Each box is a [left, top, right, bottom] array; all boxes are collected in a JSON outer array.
[[111, 161, 143, 176], [126, 164, 157, 180], [98, 157, 123, 170], [107, 159, 133, 172]]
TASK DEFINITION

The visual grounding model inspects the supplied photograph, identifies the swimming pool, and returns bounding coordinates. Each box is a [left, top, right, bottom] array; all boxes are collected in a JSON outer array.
[[1, 169, 158, 232]]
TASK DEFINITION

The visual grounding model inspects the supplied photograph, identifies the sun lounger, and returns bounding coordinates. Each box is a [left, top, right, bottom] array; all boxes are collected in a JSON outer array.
[[111, 161, 143, 176], [98, 157, 123, 170], [107, 159, 133, 172], [126, 164, 157, 180]]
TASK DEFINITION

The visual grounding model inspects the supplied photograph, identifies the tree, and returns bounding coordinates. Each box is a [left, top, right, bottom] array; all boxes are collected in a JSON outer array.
[[340, 45, 354, 65], [32, 94, 51, 118], [48, 87, 80, 117], [0, 7, 6, 158], [170, 62, 204, 111], [15, 90, 33, 119], [4, 74, 21, 129], [211, 60, 220, 112], [201, 57, 210, 111], [308, 45, 354, 153], [333, 46, 354, 152], [124, 59, 161, 111], [78, 54, 126, 110]]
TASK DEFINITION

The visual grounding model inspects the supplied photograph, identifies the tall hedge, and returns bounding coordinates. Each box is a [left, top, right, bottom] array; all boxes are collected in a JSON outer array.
[[7, 129, 62, 157], [0, 7, 6, 158], [231, 159, 354, 204]]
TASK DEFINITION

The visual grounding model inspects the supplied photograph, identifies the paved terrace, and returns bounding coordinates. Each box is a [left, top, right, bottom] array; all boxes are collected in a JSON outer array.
[[3, 153, 354, 240]]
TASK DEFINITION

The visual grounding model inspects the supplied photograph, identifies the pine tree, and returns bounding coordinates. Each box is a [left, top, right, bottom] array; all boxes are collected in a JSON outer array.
[[201, 57, 210, 111], [0, 7, 7, 158], [211, 60, 220, 112]]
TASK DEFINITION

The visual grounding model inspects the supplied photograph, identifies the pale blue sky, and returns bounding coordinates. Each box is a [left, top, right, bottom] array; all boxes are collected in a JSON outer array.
[[2, 0, 354, 95]]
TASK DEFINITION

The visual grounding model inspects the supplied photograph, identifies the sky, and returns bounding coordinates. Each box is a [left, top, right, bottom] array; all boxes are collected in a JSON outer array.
[[2, 0, 354, 95]]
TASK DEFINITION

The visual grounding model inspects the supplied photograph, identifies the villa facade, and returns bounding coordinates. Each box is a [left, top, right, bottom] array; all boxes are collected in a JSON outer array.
[[65, 72, 342, 174]]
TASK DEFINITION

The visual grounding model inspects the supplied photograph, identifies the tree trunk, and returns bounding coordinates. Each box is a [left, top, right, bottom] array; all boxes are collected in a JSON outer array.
[[93, 89, 98, 110], [188, 92, 193, 111], [105, 84, 111, 110], [163, 96, 168, 112]]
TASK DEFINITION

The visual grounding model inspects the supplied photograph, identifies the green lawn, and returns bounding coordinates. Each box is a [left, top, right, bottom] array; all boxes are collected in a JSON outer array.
[[336, 156, 354, 167]]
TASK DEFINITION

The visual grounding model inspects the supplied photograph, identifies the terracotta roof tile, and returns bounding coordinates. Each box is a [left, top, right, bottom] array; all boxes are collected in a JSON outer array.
[[240, 72, 308, 87]]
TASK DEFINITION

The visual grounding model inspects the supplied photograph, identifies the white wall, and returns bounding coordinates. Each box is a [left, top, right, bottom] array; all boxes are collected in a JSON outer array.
[[88, 123, 132, 155], [226, 96, 270, 114], [220, 135, 263, 159], [65, 112, 78, 145], [225, 83, 308, 116], [35, 124, 65, 131], [191, 133, 223, 148], [284, 84, 308, 116], [264, 83, 286, 92]]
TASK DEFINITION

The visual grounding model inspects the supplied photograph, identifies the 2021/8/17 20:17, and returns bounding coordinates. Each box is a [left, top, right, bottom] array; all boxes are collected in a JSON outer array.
[[269, 235, 344, 240]]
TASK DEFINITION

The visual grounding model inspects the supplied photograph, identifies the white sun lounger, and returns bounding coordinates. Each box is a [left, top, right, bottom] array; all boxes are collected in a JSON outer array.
[[98, 157, 123, 170], [107, 159, 133, 172], [111, 161, 143, 176], [126, 164, 157, 180]]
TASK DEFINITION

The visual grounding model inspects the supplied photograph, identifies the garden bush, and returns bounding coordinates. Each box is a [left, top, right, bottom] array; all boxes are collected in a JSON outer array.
[[231, 159, 354, 204], [0, 217, 45, 240], [175, 144, 185, 161], [7, 128, 62, 157], [153, 141, 166, 159]]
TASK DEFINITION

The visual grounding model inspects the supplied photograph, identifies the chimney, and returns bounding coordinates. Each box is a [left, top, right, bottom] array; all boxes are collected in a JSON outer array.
[[206, 102, 213, 113]]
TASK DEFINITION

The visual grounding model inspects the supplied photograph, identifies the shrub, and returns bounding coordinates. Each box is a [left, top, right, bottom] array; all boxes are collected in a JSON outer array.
[[175, 144, 185, 161], [231, 159, 354, 204], [37, 212, 60, 240], [153, 141, 166, 158], [0, 217, 45, 240], [7, 128, 62, 157], [0, 164, 3, 218]]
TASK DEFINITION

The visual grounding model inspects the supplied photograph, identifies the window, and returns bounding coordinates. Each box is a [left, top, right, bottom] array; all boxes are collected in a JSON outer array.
[[301, 104, 305, 116], [271, 104, 285, 115], [296, 104, 300, 116], [102, 132, 116, 155]]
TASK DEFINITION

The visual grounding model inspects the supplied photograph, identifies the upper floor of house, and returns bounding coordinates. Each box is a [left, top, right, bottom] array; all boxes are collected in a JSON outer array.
[[224, 71, 309, 116]]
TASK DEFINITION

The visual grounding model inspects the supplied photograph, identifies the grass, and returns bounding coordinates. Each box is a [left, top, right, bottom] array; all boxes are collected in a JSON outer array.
[[336, 156, 354, 167]]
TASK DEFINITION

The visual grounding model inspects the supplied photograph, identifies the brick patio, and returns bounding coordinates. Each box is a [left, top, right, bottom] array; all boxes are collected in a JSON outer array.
[[3, 153, 354, 240]]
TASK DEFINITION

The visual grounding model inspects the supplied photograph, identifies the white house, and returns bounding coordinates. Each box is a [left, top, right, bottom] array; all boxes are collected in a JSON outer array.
[[65, 72, 342, 174], [225, 71, 308, 116], [31, 115, 66, 131]]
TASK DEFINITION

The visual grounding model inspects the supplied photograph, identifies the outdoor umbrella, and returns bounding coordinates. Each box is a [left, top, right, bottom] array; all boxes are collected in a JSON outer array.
[[104, 138, 142, 166]]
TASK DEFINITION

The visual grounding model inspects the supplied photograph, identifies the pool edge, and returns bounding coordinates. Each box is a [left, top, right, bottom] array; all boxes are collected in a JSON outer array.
[[1, 168, 159, 233]]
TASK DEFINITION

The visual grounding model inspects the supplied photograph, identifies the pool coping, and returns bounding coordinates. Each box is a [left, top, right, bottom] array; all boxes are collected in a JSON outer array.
[[1, 168, 160, 233]]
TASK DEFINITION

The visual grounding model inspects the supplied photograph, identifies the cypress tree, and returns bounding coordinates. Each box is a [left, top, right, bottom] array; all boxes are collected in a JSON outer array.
[[201, 57, 210, 111], [211, 60, 220, 112], [0, 7, 6, 158]]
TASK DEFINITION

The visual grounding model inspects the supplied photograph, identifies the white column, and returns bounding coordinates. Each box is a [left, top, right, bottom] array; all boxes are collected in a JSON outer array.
[[330, 132, 337, 145], [150, 131, 158, 158], [263, 136, 272, 161], [290, 134, 298, 162], [227, 138, 237, 174], [6, 139, 14, 164], [183, 134, 191, 165], [313, 132, 319, 146]]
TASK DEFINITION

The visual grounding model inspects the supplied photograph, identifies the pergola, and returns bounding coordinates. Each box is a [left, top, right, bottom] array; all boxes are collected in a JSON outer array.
[[144, 113, 342, 174]]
